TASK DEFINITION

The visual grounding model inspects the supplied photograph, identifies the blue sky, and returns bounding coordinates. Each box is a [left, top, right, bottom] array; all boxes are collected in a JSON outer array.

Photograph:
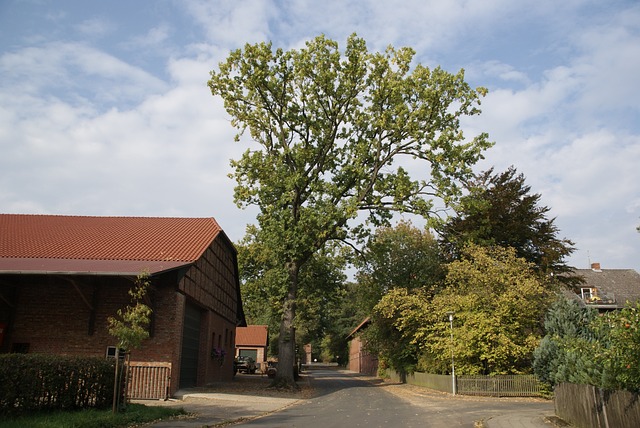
[[1, 0, 639, 271]]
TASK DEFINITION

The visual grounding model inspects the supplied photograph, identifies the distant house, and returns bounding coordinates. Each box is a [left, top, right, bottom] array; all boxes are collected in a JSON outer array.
[[570, 263, 640, 311], [347, 317, 378, 376], [235, 325, 268, 364], [0, 214, 246, 398]]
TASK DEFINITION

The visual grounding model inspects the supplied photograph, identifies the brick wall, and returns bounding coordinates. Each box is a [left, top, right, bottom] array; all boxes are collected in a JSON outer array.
[[349, 336, 378, 376], [3, 274, 181, 360]]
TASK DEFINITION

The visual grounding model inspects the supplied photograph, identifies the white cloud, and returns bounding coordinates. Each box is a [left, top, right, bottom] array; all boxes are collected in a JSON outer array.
[[0, 42, 168, 108], [75, 17, 115, 38], [182, 0, 275, 46], [1, 0, 639, 270]]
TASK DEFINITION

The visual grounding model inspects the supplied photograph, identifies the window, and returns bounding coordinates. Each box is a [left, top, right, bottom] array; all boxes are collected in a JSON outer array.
[[581, 288, 593, 300], [11, 343, 29, 353], [106, 346, 126, 359]]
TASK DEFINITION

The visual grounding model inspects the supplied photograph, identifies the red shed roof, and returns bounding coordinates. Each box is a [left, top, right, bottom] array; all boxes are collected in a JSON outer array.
[[235, 325, 268, 347], [0, 214, 224, 275]]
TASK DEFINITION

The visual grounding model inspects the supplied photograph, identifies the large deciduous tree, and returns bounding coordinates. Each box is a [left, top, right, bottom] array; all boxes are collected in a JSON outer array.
[[437, 167, 576, 284], [374, 245, 550, 376], [354, 220, 444, 316], [208, 34, 491, 385]]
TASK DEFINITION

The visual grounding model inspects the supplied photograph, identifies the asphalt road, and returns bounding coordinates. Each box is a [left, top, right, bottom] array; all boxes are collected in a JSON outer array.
[[236, 369, 554, 428]]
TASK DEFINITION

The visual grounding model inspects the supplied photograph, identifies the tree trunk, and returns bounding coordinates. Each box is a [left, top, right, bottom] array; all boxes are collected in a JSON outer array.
[[273, 261, 299, 388]]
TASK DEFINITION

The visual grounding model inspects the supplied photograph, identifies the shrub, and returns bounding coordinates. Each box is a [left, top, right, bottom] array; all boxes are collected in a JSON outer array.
[[0, 354, 115, 417]]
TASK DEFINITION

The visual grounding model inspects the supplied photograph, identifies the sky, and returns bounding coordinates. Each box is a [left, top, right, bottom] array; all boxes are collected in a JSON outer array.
[[1, 0, 639, 272]]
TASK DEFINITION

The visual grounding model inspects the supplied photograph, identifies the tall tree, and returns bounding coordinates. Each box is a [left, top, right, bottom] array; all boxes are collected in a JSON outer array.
[[353, 221, 444, 377], [354, 220, 444, 316], [237, 226, 347, 359], [209, 34, 492, 385], [438, 167, 576, 283]]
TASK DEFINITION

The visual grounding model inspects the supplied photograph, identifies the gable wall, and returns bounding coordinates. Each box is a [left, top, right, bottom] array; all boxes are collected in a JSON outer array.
[[176, 236, 240, 386], [179, 237, 238, 323]]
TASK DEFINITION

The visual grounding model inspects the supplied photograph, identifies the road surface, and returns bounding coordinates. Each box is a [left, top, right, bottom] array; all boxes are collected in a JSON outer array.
[[236, 368, 553, 427]]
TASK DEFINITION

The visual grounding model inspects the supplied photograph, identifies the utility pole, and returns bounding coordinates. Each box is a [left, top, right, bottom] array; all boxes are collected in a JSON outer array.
[[447, 311, 456, 395]]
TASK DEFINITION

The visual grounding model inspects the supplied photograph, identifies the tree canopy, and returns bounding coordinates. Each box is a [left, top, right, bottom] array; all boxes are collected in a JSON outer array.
[[437, 167, 576, 283], [209, 34, 492, 384], [373, 245, 551, 375], [353, 220, 444, 316]]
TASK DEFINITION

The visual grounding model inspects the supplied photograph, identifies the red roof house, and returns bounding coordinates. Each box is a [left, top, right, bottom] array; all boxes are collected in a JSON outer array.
[[0, 214, 246, 398], [235, 325, 268, 363]]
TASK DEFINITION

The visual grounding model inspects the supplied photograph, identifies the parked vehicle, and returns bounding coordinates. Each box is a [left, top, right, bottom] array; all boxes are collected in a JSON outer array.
[[234, 356, 257, 374], [266, 361, 277, 378]]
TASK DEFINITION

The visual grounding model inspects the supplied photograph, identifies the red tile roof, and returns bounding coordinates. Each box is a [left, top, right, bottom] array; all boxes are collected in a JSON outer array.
[[235, 325, 268, 347], [0, 214, 224, 275]]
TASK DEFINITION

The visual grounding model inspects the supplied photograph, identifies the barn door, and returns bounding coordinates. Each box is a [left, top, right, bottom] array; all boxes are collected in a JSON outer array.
[[179, 303, 202, 388]]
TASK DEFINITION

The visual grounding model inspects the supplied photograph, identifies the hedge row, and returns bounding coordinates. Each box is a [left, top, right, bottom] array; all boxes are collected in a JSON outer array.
[[0, 354, 116, 416]]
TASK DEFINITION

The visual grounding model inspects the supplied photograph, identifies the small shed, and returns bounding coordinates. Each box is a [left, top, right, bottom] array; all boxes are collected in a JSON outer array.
[[235, 325, 268, 364], [0, 214, 246, 398]]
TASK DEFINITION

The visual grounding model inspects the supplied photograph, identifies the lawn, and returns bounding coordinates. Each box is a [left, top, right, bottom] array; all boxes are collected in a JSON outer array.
[[0, 403, 187, 428]]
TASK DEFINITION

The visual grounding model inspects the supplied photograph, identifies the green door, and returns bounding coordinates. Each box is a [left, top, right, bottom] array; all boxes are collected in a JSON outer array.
[[179, 303, 202, 388]]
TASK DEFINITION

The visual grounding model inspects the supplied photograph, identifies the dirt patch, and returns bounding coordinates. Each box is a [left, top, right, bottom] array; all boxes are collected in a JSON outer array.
[[182, 373, 315, 400]]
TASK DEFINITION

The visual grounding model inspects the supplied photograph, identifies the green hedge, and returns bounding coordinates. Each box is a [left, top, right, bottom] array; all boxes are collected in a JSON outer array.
[[0, 354, 115, 416]]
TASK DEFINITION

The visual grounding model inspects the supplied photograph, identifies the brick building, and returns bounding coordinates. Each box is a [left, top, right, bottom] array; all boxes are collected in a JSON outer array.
[[348, 317, 378, 376], [0, 214, 246, 397]]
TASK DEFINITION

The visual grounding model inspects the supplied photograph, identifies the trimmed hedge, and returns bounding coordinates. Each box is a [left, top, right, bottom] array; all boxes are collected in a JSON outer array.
[[0, 354, 115, 416]]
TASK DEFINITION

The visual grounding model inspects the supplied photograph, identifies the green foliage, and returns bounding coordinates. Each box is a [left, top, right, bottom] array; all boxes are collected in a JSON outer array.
[[365, 287, 426, 375], [238, 228, 349, 360], [596, 303, 640, 391], [533, 296, 599, 386], [0, 403, 185, 428], [426, 245, 551, 375], [0, 354, 115, 417], [107, 273, 152, 351], [536, 297, 640, 392], [209, 34, 491, 382], [438, 167, 576, 285], [353, 221, 444, 316], [372, 245, 550, 376]]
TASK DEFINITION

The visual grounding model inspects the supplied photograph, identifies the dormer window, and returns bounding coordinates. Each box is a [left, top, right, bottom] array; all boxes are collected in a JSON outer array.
[[581, 288, 593, 301]]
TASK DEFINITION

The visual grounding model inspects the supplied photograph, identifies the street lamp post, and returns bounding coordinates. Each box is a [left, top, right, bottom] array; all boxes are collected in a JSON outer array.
[[446, 311, 456, 395]]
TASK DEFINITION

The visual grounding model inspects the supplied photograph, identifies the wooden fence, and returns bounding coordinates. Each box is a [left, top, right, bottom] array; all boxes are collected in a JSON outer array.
[[389, 371, 544, 397], [406, 372, 454, 394], [457, 375, 543, 397], [555, 383, 640, 428], [127, 362, 171, 400]]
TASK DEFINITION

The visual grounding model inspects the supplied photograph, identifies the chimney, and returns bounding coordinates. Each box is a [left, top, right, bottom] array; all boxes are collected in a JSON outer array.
[[591, 262, 601, 271]]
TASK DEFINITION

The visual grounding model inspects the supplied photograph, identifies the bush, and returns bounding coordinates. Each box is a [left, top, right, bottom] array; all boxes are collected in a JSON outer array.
[[0, 354, 115, 417]]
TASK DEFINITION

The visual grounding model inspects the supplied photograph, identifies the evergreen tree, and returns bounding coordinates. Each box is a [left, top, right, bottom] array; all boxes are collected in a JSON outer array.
[[533, 296, 599, 386], [438, 167, 577, 285]]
